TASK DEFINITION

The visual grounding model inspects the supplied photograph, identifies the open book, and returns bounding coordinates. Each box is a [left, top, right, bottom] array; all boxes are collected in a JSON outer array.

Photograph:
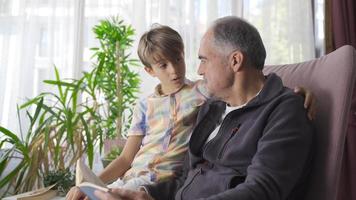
[[2, 184, 57, 200], [76, 159, 109, 200]]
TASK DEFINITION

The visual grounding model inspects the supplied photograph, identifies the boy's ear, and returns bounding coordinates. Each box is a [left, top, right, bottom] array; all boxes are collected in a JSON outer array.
[[230, 51, 244, 72], [144, 66, 156, 77]]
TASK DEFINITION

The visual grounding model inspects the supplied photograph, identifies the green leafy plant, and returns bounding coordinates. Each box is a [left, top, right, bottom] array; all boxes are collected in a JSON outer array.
[[0, 16, 140, 197], [0, 69, 99, 195], [43, 169, 74, 196], [91, 16, 140, 139]]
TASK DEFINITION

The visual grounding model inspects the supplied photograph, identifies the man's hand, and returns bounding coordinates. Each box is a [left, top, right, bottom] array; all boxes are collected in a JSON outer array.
[[94, 188, 154, 200], [294, 86, 317, 120]]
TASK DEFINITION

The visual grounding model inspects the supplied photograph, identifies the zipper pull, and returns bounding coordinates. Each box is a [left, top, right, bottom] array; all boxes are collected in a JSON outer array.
[[231, 124, 241, 134]]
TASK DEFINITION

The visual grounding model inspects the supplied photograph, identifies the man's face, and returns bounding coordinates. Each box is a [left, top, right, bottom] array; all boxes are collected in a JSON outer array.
[[197, 31, 234, 98]]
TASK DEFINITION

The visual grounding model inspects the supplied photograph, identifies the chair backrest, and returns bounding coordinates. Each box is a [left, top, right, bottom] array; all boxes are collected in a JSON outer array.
[[263, 45, 356, 200]]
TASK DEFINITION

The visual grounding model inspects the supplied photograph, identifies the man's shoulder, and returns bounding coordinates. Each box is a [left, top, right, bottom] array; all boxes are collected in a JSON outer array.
[[265, 87, 311, 127], [265, 73, 304, 107], [278, 87, 305, 107]]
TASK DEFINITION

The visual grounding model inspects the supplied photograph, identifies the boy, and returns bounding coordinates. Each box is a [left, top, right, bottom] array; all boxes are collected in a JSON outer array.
[[101, 24, 209, 189], [66, 24, 315, 199]]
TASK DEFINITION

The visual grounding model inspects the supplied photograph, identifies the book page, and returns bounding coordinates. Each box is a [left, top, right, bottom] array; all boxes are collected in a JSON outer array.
[[75, 159, 106, 188], [78, 182, 109, 200], [78, 182, 109, 192]]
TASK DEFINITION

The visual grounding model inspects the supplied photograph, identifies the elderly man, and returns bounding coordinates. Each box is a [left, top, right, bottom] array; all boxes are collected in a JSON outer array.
[[94, 16, 314, 200]]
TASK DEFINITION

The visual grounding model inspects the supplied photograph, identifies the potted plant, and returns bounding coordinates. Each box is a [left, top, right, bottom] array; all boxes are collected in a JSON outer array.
[[91, 16, 140, 156], [0, 16, 140, 197], [43, 169, 74, 196], [91, 17, 140, 140], [0, 69, 101, 196]]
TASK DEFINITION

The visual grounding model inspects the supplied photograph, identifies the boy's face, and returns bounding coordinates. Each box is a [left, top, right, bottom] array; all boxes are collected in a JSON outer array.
[[145, 54, 186, 94]]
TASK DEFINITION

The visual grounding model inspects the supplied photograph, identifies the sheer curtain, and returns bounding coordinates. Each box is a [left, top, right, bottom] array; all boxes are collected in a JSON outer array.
[[0, 0, 315, 137], [0, 0, 128, 135], [0, 0, 82, 135], [243, 0, 315, 64]]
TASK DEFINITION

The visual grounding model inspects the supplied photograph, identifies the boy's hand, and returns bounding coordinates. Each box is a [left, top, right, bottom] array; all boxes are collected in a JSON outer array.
[[66, 186, 89, 200], [294, 86, 317, 120], [94, 188, 154, 200]]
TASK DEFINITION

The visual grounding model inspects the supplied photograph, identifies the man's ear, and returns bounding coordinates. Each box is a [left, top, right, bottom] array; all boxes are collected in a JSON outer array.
[[230, 51, 244, 72], [144, 66, 156, 77]]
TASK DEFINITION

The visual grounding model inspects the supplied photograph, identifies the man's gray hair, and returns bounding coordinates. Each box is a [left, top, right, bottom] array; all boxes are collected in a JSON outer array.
[[212, 16, 266, 70]]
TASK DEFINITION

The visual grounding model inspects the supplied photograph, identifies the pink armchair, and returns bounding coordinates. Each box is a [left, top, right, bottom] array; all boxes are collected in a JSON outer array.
[[263, 45, 356, 200]]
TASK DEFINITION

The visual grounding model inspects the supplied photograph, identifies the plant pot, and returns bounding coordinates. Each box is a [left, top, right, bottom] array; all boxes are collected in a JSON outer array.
[[103, 138, 126, 155], [102, 138, 126, 168]]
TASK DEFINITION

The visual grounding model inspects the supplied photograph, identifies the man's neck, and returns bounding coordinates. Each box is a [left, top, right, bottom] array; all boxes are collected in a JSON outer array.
[[224, 70, 265, 107]]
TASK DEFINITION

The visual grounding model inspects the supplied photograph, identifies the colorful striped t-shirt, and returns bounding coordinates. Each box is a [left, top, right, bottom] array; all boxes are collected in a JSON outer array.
[[123, 79, 208, 182]]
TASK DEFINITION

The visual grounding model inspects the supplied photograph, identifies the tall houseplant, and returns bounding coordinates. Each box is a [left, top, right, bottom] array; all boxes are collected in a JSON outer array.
[[0, 16, 140, 196], [91, 17, 140, 139]]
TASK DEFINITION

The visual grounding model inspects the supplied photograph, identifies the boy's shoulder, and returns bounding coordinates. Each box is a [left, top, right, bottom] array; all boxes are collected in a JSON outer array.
[[181, 79, 208, 96], [184, 78, 201, 86], [189, 79, 210, 98], [182, 78, 202, 88], [140, 79, 208, 102]]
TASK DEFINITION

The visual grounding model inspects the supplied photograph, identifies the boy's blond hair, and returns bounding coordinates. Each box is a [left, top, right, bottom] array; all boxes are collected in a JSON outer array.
[[137, 24, 184, 67]]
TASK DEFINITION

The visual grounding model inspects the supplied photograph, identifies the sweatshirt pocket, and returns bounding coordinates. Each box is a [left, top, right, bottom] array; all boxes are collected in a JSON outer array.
[[180, 168, 202, 199]]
